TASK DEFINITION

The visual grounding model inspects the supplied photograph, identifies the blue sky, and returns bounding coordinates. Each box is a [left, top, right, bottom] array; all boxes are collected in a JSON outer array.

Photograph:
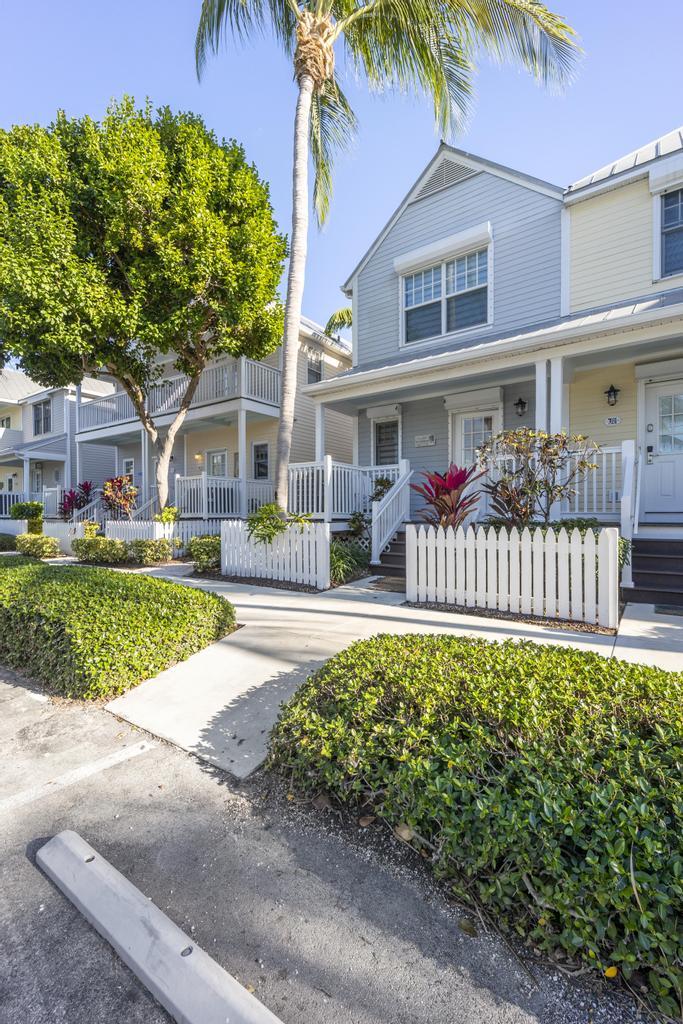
[[2, 2, 682, 328]]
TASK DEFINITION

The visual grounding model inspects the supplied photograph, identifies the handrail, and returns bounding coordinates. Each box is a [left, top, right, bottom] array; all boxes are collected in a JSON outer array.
[[71, 490, 103, 523], [632, 446, 643, 538], [371, 464, 412, 564], [619, 439, 636, 587]]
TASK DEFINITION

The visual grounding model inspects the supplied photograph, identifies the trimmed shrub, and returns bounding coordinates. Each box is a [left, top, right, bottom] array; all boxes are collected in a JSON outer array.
[[15, 534, 60, 559], [127, 538, 173, 565], [0, 558, 235, 699], [72, 536, 129, 564], [271, 635, 683, 1017], [0, 533, 17, 552], [10, 500, 43, 521], [330, 539, 370, 585], [188, 534, 221, 572]]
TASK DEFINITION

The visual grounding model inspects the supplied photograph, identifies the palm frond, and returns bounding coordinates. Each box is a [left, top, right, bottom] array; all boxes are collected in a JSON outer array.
[[309, 76, 358, 225], [324, 306, 352, 334], [195, 0, 298, 77]]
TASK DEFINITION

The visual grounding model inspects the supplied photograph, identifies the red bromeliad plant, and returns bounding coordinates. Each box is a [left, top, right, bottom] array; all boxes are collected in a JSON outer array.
[[58, 481, 95, 521], [410, 464, 484, 529]]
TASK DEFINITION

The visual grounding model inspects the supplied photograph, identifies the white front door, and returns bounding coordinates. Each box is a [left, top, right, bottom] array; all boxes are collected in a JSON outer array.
[[642, 381, 683, 519], [453, 408, 501, 519]]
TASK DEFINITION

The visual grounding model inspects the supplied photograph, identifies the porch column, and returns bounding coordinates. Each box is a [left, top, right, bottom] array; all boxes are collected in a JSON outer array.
[[75, 441, 82, 486], [314, 403, 326, 461], [237, 408, 247, 518], [22, 457, 29, 499], [352, 416, 359, 465], [535, 360, 549, 432], [549, 357, 567, 434]]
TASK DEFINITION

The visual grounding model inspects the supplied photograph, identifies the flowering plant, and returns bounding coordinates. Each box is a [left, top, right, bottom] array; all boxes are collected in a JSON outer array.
[[102, 476, 138, 520], [410, 463, 483, 529]]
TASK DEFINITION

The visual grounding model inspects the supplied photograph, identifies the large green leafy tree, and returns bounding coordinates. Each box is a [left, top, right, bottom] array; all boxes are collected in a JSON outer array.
[[0, 98, 286, 509], [197, 0, 578, 508]]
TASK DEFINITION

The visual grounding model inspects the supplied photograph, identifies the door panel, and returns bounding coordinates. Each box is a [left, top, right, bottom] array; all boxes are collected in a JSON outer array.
[[642, 382, 683, 518]]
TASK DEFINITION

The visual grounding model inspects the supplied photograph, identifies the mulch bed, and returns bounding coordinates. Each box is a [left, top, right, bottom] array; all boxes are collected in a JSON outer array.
[[193, 569, 318, 593], [403, 600, 619, 636]]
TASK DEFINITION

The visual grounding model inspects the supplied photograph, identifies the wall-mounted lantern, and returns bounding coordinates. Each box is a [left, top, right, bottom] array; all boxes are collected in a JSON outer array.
[[604, 384, 621, 407], [513, 396, 528, 417]]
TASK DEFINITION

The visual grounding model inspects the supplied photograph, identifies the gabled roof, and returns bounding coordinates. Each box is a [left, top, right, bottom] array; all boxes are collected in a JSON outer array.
[[567, 126, 683, 194], [0, 367, 42, 404], [341, 142, 563, 293]]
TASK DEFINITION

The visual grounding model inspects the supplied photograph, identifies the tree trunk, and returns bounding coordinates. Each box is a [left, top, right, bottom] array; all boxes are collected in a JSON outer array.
[[274, 74, 314, 512]]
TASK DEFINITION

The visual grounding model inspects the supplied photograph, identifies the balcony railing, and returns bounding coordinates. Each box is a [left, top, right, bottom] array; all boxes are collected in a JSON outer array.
[[78, 357, 282, 432]]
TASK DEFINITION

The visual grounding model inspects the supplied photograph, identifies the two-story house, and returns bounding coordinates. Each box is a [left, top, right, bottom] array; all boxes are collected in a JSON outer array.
[[0, 369, 116, 516], [74, 317, 353, 518], [305, 130, 683, 589]]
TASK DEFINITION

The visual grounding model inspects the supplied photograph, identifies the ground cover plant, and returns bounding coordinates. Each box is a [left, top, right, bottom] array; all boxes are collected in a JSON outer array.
[[0, 557, 235, 699], [271, 635, 683, 1018]]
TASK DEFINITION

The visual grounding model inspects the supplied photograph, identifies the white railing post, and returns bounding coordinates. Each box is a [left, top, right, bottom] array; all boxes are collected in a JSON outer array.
[[237, 357, 245, 397], [406, 524, 417, 601], [370, 500, 381, 564], [201, 471, 208, 521], [323, 455, 333, 523], [620, 439, 636, 588]]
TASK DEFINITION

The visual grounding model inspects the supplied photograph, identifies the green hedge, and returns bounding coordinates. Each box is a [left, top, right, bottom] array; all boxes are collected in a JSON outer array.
[[187, 534, 221, 572], [271, 635, 683, 1016], [15, 534, 60, 558], [127, 538, 173, 565], [0, 533, 16, 552], [0, 558, 235, 699], [72, 536, 174, 565], [10, 500, 42, 521]]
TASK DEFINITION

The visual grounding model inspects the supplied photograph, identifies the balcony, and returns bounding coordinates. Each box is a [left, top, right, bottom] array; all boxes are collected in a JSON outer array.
[[78, 357, 282, 433]]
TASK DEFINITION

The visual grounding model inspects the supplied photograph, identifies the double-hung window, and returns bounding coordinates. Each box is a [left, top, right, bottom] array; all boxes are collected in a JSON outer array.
[[662, 189, 683, 277], [403, 247, 489, 344], [307, 352, 323, 384], [33, 399, 51, 436], [253, 443, 269, 479], [374, 419, 399, 465], [0, 416, 11, 429]]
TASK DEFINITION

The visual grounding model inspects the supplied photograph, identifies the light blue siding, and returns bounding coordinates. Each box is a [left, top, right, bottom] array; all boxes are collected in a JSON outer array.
[[355, 172, 562, 369]]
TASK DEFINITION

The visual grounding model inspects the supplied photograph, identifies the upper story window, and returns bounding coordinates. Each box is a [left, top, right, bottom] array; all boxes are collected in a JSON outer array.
[[662, 189, 683, 277], [307, 352, 323, 384], [33, 399, 51, 436], [403, 247, 489, 344]]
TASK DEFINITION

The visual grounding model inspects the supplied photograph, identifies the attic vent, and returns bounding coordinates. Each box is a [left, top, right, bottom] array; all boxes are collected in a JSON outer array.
[[412, 159, 476, 202]]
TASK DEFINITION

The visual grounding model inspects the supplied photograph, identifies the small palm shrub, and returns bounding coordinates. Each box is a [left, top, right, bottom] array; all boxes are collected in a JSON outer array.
[[330, 540, 369, 585], [271, 635, 683, 1018], [187, 534, 221, 572], [15, 534, 60, 558]]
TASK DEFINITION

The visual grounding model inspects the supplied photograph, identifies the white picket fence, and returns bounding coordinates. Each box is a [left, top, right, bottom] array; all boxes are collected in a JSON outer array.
[[406, 524, 619, 629], [0, 519, 28, 537], [221, 520, 330, 589], [43, 521, 86, 555], [105, 518, 222, 555]]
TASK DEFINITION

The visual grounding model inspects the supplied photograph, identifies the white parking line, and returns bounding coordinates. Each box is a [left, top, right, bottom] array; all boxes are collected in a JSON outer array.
[[1, 741, 156, 815]]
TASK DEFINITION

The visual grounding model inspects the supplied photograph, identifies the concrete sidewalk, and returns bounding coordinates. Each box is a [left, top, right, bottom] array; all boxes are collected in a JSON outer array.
[[106, 575, 682, 779]]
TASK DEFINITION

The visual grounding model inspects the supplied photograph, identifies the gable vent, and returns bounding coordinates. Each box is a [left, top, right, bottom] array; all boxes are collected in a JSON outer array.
[[411, 159, 477, 203]]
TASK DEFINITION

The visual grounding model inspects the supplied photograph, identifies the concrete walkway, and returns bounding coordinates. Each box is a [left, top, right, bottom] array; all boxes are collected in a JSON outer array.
[[107, 573, 681, 779]]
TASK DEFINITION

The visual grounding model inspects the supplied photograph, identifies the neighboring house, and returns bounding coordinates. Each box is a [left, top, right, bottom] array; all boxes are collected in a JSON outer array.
[[306, 130, 683, 550], [0, 369, 116, 516], [73, 317, 353, 517]]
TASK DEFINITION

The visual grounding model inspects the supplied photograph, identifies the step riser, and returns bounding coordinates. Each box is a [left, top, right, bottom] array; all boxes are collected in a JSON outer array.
[[633, 555, 683, 573], [624, 588, 683, 606], [633, 572, 683, 588], [633, 540, 683, 556]]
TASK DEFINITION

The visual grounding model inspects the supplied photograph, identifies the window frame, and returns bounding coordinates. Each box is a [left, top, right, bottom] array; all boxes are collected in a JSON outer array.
[[660, 188, 683, 279], [371, 414, 402, 467], [205, 448, 228, 479], [306, 351, 323, 384], [252, 442, 270, 480], [122, 457, 135, 480], [399, 245, 493, 349], [33, 398, 52, 436], [0, 416, 11, 429]]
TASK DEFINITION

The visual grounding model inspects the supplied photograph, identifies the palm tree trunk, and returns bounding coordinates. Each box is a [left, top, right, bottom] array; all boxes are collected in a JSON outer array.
[[274, 73, 314, 512]]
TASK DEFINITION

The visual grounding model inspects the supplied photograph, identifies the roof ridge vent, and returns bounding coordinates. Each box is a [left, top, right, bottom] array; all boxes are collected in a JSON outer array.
[[411, 158, 476, 203]]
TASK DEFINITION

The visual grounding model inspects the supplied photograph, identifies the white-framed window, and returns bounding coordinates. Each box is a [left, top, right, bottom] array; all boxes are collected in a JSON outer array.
[[122, 457, 135, 480], [0, 416, 11, 429], [233, 452, 240, 478], [33, 399, 51, 436], [661, 188, 683, 278], [403, 247, 490, 345], [7, 477, 13, 493], [373, 418, 400, 466], [253, 442, 269, 479], [206, 449, 228, 478], [307, 351, 323, 384]]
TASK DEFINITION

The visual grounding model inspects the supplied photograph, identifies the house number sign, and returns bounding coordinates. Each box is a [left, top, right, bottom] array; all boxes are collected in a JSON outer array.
[[415, 434, 436, 447], [604, 415, 621, 427]]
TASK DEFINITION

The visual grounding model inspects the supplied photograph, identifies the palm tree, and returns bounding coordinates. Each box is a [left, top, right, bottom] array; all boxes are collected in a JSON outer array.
[[196, 0, 578, 510], [324, 306, 352, 337]]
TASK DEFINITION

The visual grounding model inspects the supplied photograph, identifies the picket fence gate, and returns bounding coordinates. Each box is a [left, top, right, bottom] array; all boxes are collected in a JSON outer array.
[[42, 521, 86, 555], [221, 520, 330, 590], [105, 518, 222, 555], [406, 524, 619, 629]]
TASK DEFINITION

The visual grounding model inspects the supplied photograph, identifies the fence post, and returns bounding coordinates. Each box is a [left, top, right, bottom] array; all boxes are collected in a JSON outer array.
[[597, 527, 619, 629], [620, 439, 635, 588], [201, 471, 208, 521], [406, 524, 417, 601], [323, 455, 333, 523], [318, 523, 331, 589]]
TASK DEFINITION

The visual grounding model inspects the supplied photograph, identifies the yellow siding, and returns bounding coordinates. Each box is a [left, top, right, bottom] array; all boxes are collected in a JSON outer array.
[[569, 361, 636, 447], [0, 468, 22, 492], [0, 403, 22, 430]]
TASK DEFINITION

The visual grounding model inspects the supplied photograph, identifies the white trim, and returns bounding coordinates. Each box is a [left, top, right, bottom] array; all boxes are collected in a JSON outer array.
[[370, 412, 402, 466], [122, 456, 135, 479], [560, 207, 571, 316], [443, 386, 502, 412], [393, 222, 492, 275], [652, 193, 663, 281], [449, 405, 503, 466], [649, 152, 683, 195], [251, 440, 269, 480], [635, 356, 683, 381], [564, 167, 650, 205], [366, 403, 401, 420], [205, 448, 228, 478]]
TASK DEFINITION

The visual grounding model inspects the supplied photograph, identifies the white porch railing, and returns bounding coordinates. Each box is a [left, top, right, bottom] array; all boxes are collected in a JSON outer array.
[[0, 492, 26, 517], [371, 464, 412, 563], [175, 474, 243, 518], [78, 357, 281, 432], [288, 459, 401, 519]]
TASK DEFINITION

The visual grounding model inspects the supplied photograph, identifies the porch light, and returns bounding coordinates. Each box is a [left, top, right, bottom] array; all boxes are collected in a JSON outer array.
[[193, 452, 204, 463], [604, 384, 620, 407], [513, 396, 528, 417]]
